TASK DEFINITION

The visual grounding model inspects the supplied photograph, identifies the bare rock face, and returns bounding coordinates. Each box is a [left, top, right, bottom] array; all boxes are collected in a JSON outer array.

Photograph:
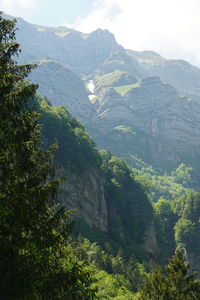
[[144, 221, 159, 256], [29, 60, 97, 126], [13, 15, 121, 74], [59, 168, 107, 232], [127, 49, 200, 98], [92, 76, 200, 169], [125, 77, 200, 162]]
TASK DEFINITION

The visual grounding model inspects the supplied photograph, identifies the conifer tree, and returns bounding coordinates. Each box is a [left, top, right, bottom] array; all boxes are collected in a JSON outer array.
[[0, 12, 95, 299], [138, 249, 200, 299]]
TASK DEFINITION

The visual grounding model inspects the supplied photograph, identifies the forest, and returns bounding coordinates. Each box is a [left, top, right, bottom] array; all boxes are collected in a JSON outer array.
[[1, 12, 200, 299]]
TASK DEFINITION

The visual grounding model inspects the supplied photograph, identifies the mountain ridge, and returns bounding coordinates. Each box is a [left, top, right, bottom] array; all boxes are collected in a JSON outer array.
[[7, 13, 200, 174]]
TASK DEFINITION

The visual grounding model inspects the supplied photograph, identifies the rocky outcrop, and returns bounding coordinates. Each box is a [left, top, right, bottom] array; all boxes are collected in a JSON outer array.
[[59, 168, 107, 232], [146, 60, 200, 98], [11, 15, 121, 74], [29, 60, 97, 126], [96, 50, 142, 78], [127, 49, 200, 98], [144, 221, 159, 256], [125, 77, 200, 162], [91, 76, 200, 169]]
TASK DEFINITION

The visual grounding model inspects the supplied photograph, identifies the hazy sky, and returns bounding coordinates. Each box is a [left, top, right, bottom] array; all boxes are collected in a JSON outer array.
[[1, 0, 200, 66]]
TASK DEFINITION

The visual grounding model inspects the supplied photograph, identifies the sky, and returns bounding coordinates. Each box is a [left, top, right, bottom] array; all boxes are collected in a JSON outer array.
[[1, 0, 200, 67]]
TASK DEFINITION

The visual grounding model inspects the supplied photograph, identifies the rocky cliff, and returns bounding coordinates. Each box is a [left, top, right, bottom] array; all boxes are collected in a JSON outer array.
[[93, 76, 200, 169], [12, 15, 121, 74], [8, 14, 200, 172], [127, 49, 200, 98], [29, 60, 96, 126], [60, 168, 107, 232]]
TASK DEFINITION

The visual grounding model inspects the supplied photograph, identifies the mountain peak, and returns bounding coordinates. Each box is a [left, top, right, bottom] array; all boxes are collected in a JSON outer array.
[[88, 28, 118, 44]]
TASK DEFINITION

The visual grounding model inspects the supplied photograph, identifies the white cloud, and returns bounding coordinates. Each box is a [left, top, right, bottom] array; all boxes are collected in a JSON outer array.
[[1, 0, 38, 15], [67, 0, 200, 66]]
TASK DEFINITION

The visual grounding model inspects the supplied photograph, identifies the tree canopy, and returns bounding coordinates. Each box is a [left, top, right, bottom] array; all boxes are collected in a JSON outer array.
[[0, 12, 95, 299], [138, 249, 200, 299]]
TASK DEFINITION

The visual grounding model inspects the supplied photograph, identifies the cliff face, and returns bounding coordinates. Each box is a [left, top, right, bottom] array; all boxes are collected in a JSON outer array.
[[39, 99, 158, 258], [92, 76, 200, 169], [13, 15, 121, 74], [58, 165, 159, 257], [127, 49, 200, 98], [29, 60, 97, 126], [124, 77, 200, 165], [60, 168, 107, 232], [144, 221, 159, 256]]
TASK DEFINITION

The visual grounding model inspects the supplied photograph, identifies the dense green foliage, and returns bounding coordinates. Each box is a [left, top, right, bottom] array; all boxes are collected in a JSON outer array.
[[173, 190, 200, 255], [133, 163, 200, 265], [0, 13, 95, 299], [134, 163, 193, 203], [38, 97, 101, 174], [100, 151, 153, 258], [154, 198, 178, 263], [73, 236, 150, 298], [138, 249, 200, 299], [37, 99, 154, 261]]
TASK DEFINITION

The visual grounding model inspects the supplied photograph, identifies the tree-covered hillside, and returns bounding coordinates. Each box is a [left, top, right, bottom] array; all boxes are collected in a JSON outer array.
[[36, 96, 155, 260], [0, 13, 96, 299], [2, 12, 200, 299], [37, 87, 200, 276]]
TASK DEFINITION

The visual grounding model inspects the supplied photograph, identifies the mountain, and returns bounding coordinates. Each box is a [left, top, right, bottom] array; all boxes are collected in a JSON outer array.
[[127, 49, 200, 98], [8, 14, 200, 176], [93, 76, 200, 171], [12, 15, 121, 74], [29, 60, 96, 126], [3, 12, 200, 296], [38, 98, 156, 258]]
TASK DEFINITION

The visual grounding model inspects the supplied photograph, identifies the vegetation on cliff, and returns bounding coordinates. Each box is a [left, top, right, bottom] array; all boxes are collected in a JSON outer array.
[[2, 12, 200, 299]]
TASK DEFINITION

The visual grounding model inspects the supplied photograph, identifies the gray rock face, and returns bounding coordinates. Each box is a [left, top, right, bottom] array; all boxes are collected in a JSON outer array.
[[59, 168, 107, 232], [13, 16, 121, 74], [96, 88, 134, 131], [126, 77, 200, 151], [147, 60, 200, 98], [58, 166, 159, 257], [144, 221, 159, 256], [94, 77, 200, 168], [127, 49, 200, 98], [29, 60, 97, 126]]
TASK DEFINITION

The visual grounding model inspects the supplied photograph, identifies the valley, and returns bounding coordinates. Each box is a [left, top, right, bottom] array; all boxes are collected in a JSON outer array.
[[2, 12, 200, 299]]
